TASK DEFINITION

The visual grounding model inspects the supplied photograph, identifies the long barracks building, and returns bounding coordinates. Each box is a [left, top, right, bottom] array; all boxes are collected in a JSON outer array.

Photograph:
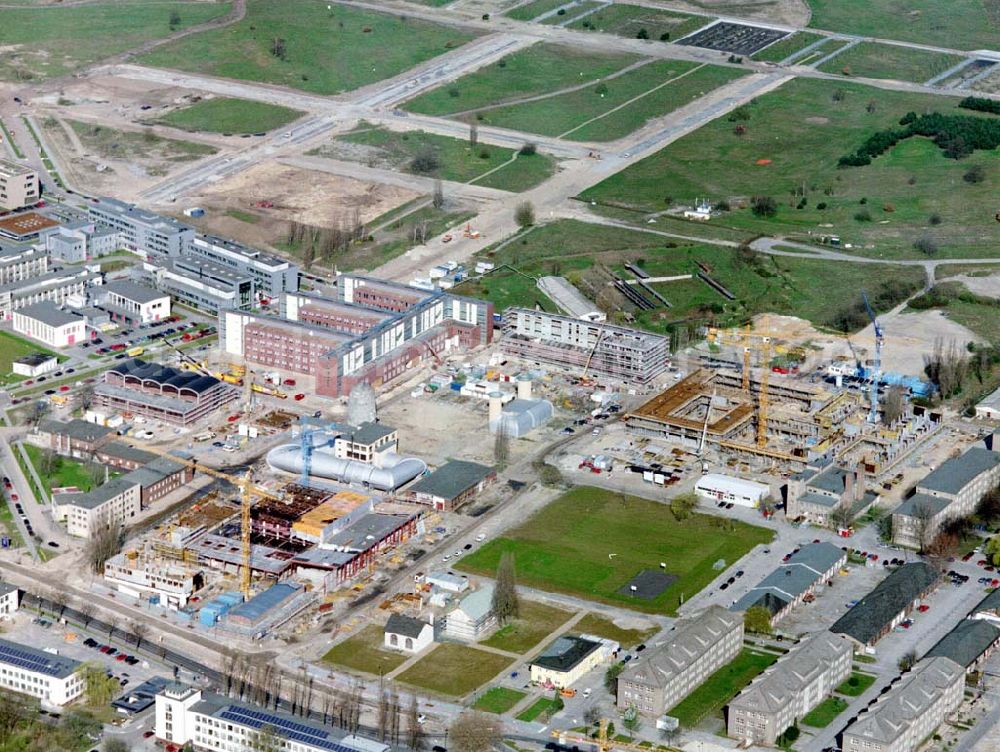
[[220, 274, 493, 398]]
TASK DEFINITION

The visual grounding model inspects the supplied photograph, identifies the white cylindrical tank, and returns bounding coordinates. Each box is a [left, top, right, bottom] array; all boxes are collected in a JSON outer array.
[[516, 377, 532, 400], [488, 392, 504, 424]]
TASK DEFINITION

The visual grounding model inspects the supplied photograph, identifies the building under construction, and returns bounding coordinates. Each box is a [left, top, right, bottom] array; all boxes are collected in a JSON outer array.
[[500, 308, 669, 383]]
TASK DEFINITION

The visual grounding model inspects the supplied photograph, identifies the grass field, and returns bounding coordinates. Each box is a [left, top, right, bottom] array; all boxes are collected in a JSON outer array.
[[506, 0, 576, 21], [404, 43, 639, 117], [156, 97, 303, 134], [573, 613, 658, 649], [320, 626, 409, 676], [582, 77, 1000, 259], [516, 697, 562, 722], [807, 0, 999, 50], [836, 671, 876, 696], [751, 32, 825, 63], [0, 331, 59, 382], [66, 119, 217, 165], [481, 601, 575, 654], [140, 3, 478, 95], [540, 1, 607, 25], [324, 126, 555, 191], [395, 644, 513, 697], [818, 42, 965, 83], [472, 686, 527, 714], [24, 445, 100, 499], [457, 486, 773, 614], [454, 219, 924, 332], [0, 0, 230, 81], [569, 4, 709, 42], [801, 696, 849, 727], [668, 649, 779, 727]]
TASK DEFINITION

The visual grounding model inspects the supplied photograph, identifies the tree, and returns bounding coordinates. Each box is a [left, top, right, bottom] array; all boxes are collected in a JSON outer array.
[[129, 620, 149, 650], [50, 584, 69, 619], [249, 724, 282, 752], [406, 694, 423, 751], [963, 164, 986, 183], [514, 201, 535, 228], [87, 461, 107, 490], [491, 552, 519, 624], [622, 705, 641, 738], [830, 503, 855, 532], [913, 235, 939, 256], [78, 602, 96, 629], [520, 142, 537, 156], [493, 423, 510, 472], [410, 151, 440, 174], [750, 195, 777, 218], [168, 10, 181, 30], [270, 37, 287, 60], [912, 502, 936, 553], [744, 605, 773, 635], [103, 740, 130, 752], [84, 663, 119, 706], [604, 662, 624, 695], [925, 531, 959, 570], [0, 692, 24, 747], [669, 491, 698, 521], [468, 121, 478, 148], [449, 711, 500, 752], [86, 523, 124, 574], [29, 399, 50, 428], [432, 180, 444, 210], [986, 534, 1000, 566], [898, 649, 918, 672], [883, 385, 906, 425]]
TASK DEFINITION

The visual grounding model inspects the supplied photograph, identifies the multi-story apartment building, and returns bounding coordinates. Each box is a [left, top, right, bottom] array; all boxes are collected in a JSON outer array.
[[183, 235, 299, 300], [155, 683, 389, 752], [841, 657, 963, 752], [0, 638, 84, 706], [0, 160, 39, 211], [88, 197, 194, 258], [0, 582, 18, 615], [53, 476, 141, 537], [617, 605, 743, 718], [727, 631, 853, 745], [893, 443, 1000, 548], [501, 308, 669, 383]]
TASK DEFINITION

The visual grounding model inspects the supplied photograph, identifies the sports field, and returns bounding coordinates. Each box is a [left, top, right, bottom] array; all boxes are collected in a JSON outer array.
[[156, 98, 304, 134], [807, 0, 998, 50], [0, 0, 231, 81], [582, 77, 1000, 259], [457, 486, 773, 614], [140, 3, 478, 95], [818, 42, 965, 83]]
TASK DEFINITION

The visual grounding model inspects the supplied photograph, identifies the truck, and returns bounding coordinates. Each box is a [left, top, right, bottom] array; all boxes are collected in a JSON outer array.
[[126, 346, 144, 357]]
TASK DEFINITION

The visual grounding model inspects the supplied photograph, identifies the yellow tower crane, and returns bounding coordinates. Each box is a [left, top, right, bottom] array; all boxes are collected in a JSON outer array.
[[757, 336, 771, 448], [131, 445, 281, 599], [552, 719, 680, 752]]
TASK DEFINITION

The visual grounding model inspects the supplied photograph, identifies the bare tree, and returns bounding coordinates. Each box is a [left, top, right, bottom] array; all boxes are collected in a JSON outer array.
[[882, 386, 906, 425], [514, 201, 535, 228], [389, 689, 401, 744], [913, 502, 936, 553], [49, 583, 69, 619], [85, 523, 124, 574], [493, 423, 510, 471], [78, 602, 96, 629], [406, 694, 423, 751], [449, 711, 501, 752], [469, 121, 478, 148], [270, 37, 287, 60], [432, 180, 444, 210], [106, 614, 118, 640], [830, 503, 855, 532], [129, 620, 149, 650]]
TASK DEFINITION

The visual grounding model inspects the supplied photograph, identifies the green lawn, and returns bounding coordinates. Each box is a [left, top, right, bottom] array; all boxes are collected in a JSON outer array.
[[0, 331, 58, 382], [322, 126, 555, 191], [457, 486, 773, 614], [539, 1, 606, 25], [140, 3, 478, 95], [507, 0, 576, 21], [801, 696, 849, 728], [516, 696, 562, 722], [752, 32, 826, 63], [569, 4, 709, 42], [472, 686, 527, 714], [395, 644, 513, 697], [320, 625, 410, 676], [0, 0, 230, 81], [573, 613, 658, 649], [836, 671, 876, 696], [23, 445, 101, 499], [453, 268, 559, 315], [818, 42, 966, 83], [481, 600, 575, 654], [582, 77, 1000, 259], [667, 649, 779, 727], [65, 119, 217, 164], [0, 501, 25, 549], [404, 43, 639, 117], [807, 0, 998, 50], [155, 97, 304, 134]]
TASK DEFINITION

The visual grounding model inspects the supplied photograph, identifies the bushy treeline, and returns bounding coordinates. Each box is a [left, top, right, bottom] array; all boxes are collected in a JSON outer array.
[[839, 110, 1000, 166], [959, 96, 1000, 115]]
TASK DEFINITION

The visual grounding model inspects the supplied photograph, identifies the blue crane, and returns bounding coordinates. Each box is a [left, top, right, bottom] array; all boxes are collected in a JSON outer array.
[[300, 426, 336, 485], [862, 291, 883, 424]]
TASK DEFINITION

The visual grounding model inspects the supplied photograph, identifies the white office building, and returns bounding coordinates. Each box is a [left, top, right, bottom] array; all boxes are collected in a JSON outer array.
[[0, 637, 85, 706], [12, 301, 87, 348], [99, 280, 171, 325], [695, 473, 771, 508]]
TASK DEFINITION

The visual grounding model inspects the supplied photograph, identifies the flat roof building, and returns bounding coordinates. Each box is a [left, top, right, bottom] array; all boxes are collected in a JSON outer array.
[[12, 301, 87, 348], [0, 160, 39, 212], [99, 280, 170, 325], [0, 637, 84, 705], [0, 265, 99, 320], [405, 459, 496, 511], [184, 235, 299, 300], [530, 635, 606, 689], [88, 197, 194, 258]]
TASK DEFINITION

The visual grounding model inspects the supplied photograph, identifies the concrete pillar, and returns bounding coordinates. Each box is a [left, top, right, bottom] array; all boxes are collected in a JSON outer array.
[[516, 377, 532, 400], [488, 392, 504, 425]]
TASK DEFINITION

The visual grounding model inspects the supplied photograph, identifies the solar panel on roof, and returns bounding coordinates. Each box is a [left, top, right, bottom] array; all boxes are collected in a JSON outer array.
[[0, 643, 73, 677]]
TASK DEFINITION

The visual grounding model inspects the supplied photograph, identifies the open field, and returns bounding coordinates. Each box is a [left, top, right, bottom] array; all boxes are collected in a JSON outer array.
[[507, 0, 577, 21], [404, 44, 639, 117], [0, 331, 59, 381], [457, 486, 773, 614], [140, 3, 478, 95], [395, 644, 513, 697], [570, 4, 709, 41], [573, 613, 658, 649], [319, 126, 555, 191], [472, 687, 527, 714], [818, 42, 965, 83], [906, 282, 1000, 344], [0, 0, 230, 81], [836, 671, 876, 696], [541, 1, 608, 25], [481, 600, 575, 654], [667, 649, 779, 727], [23, 445, 100, 498], [801, 696, 849, 727], [516, 697, 562, 722], [321, 625, 410, 675], [807, 0, 999, 50], [454, 219, 925, 333], [66, 119, 216, 165], [751, 31, 825, 62], [155, 97, 304, 134], [582, 77, 1000, 259]]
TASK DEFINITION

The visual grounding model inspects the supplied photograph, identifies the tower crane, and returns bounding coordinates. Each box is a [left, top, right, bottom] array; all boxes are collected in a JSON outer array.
[[300, 426, 337, 486], [757, 336, 771, 448], [862, 291, 883, 424], [552, 718, 679, 752], [130, 444, 281, 599]]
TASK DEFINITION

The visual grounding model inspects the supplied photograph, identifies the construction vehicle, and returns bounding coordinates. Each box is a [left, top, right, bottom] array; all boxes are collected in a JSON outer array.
[[462, 222, 480, 240], [251, 383, 287, 399], [126, 346, 145, 357], [216, 372, 244, 386], [553, 718, 679, 752], [134, 444, 281, 599]]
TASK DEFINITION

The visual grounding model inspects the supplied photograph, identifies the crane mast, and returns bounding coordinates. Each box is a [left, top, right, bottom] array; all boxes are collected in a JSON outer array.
[[862, 291, 883, 424]]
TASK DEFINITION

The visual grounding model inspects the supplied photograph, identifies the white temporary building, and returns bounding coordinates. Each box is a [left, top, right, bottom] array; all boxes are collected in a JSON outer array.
[[694, 473, 770, 508]]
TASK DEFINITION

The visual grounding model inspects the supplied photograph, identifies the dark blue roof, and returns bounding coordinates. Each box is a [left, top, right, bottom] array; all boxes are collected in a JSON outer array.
[[0, 638, 81, 678]]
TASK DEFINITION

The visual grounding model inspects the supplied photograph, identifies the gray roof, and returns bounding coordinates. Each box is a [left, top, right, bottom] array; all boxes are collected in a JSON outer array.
[[454, 584, 494, 622], [0, 582, 16, 597], [894, 493, 951, 519], [408, 459, 494, 502], [831, 562, 940, 645], [978, 385, 1000, 410], [385, 613, 431, 639], [842, 657, 963, 744], [122, 455, 187, 488], [324, 514, 412, 554], [103, 280, 168, 304], [974, 587, 1000, 615], [40, 418, 113, 444], [14, 353, 56, 367], [16, 301, 85, 328], [729, 631, 852, 713], [797, 491, 841, 509], [621, 606, 741, 689], [732, 543, 846, 615], [531, 635, 601, 673], [98, 441, 157, 465], [55, 475, 139, 510], [808, 466, 850, 495], [0, 637, 82, 678], [926, 618, 1000, 669], [349, 422, 395, 446], [107, 358, 223, 394], [918, 447, 1000, 496]]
